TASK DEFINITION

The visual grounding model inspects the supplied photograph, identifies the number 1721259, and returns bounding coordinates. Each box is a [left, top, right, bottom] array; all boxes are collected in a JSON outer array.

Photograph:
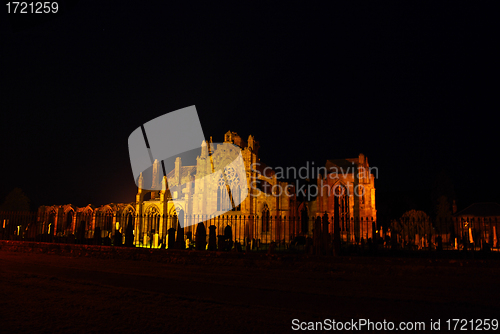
[[446, 319, 498, 331], [6, 2, 58, 14]]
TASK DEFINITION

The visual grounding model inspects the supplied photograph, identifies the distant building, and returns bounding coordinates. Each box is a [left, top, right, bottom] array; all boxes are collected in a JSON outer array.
[[453, 202, 500, 248], [305, 154, 377, 242]]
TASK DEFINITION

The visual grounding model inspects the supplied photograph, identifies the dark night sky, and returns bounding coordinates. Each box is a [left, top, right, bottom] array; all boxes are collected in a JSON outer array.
[[1, 2, 498, 218]]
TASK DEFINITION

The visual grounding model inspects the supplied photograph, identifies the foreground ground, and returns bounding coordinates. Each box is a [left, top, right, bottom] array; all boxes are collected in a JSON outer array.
[[0, 250, 499, 333]]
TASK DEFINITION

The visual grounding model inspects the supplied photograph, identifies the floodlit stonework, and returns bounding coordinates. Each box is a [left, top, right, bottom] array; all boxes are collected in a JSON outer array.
[[36, 131, 377, 248]]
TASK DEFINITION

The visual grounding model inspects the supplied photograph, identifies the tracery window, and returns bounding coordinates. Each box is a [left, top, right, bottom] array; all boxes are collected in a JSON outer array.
[[217, 167, 242, 211], [145, 206, 160, 234]]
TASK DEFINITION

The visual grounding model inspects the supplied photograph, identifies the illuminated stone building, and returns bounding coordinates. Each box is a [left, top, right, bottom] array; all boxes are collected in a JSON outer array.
[[301, 153, 377, 242], [36, 131, 377, 247], [134, 131, 297, 246], [453, 202, 500, 249]]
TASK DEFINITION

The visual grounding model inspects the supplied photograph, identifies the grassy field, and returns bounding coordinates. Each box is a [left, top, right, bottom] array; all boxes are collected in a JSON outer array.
[[1, 250, 499, 333]]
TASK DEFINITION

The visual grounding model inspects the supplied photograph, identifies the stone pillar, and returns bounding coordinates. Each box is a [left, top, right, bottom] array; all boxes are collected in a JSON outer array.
[[91, 212, 96, 238], [493, 225, 498, 248], [135, 192, 143, 247], [112, 213, 117, 234], [71, 212, 77, 235], [52, 208, 59, 236]]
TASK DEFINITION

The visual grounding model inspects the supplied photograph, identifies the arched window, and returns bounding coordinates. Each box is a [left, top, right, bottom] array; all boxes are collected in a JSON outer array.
[[124, 208, 134, 232], [145, 206, 160, 234], [261, 203, 270, 232], [333, 184, 349, 231], [47, 210, 56, 235], [64, 211, 74, 233], [217, 167, 242, 211], [217, 175, 230, 211], [232, 185, 241, 211]]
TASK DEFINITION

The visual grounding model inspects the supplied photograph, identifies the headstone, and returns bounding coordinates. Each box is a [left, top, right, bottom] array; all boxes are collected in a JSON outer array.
[[224, 225, 233, 241], [94, 226, 102, 245], [125, 222, 134, 247], [208, 225, 217, 251], [175, 223, 185, 249], [436, 235, 443, 251], [217, 235, 226, 251], [195, 223, 207, 251], [224, 225, 233, 251], [114, 230, 122, 247], [167, 228, 176, 249]]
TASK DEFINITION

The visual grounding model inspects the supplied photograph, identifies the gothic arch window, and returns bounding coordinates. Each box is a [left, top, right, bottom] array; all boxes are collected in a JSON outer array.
[[47, 209, 56, 235], [124, 208, 135, 232], [145, 206, 160, 234], [64, 210, 74, 232], [261, 203, 270, 233], [233, 185, 241, 211], [217, 167, 242, 211], [333, 184, 350, 231], [104, 209, 113, 232]]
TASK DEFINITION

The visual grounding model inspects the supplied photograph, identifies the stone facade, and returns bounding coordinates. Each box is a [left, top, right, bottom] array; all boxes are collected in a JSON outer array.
[[134, 131, 298, 246], [302, 153, 377, 242], [36, 131, 377, 248]]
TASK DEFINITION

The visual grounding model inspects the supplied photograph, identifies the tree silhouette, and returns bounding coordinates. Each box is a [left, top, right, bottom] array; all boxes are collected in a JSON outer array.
[[0, 188, 30, 211], [391, 209, 432, 240]]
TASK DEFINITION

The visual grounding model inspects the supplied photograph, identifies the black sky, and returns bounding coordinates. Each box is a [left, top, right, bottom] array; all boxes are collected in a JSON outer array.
[[1, 2, 498, 216]]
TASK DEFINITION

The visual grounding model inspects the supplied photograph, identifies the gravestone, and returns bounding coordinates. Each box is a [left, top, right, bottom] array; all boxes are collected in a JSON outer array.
[[436, 235, 443, 251], [175, 223, 185, 249], [224, 225, 233, 251], [217, 235, 226, 251], [94, 226, 102, 245], [208, 225, 217, 251], [114, 230, 122, 246], [167, 228, 176, 249], [125, 223, 134, 247], [195, 223, 207, 250]]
